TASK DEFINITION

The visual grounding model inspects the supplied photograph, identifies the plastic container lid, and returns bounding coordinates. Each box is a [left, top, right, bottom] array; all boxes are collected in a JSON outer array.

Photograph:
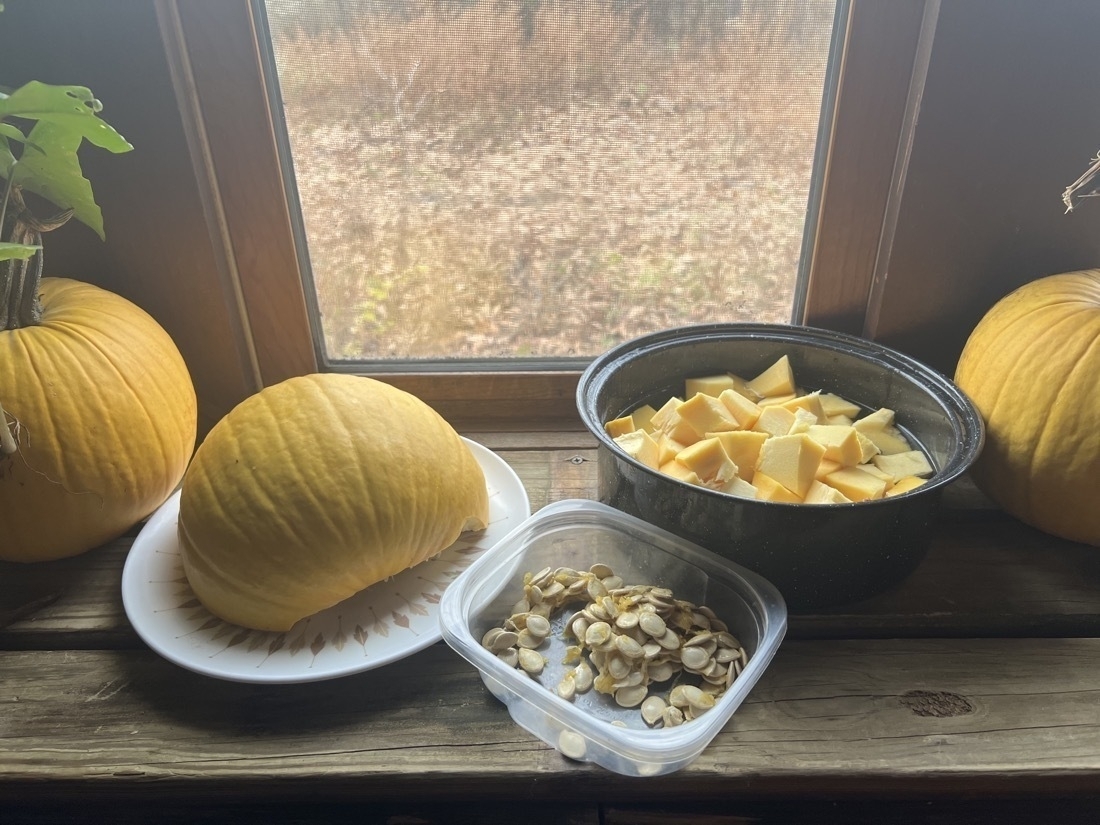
[[439, 498, 787, 776]]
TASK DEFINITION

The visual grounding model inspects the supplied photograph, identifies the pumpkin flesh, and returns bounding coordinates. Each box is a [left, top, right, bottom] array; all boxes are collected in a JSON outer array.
[[954, 270, 1100, 546]]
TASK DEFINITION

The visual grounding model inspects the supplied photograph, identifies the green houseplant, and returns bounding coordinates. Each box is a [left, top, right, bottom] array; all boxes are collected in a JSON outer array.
[[0, 79, 198, 562]]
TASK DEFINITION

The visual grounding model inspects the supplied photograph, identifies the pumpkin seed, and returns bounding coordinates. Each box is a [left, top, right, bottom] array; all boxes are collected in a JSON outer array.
[[517, 628, 543, 649], [525, 614, 551, 639], [641, 695, 667, 726], [584, 621, 613, 648], [589, 563, 616, 579], [680, 645, 711, 672], [489, 630, 519, 652], [662, 706, 685, 728], [615, 684, 648, 708], [518, 648, 547, 675], [485, 560, 747, 729], [614, 611, 640, 631], [558, 730, 587, 761], [572, 661, 594, 693], [638, 612, 667, 638], [526, 566, 552, 587], [556, 672, 577, 701], [614, 634, 644, 660]]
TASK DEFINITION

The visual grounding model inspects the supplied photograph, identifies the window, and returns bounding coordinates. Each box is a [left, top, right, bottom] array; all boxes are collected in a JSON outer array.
[[260, 1, 839, 369], [155, 0, 933, 424], [6, 2, 1090, 431]]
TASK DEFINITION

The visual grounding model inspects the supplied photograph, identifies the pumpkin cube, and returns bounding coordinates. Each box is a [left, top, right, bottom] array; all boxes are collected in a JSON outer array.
[[807, 424, 866, 466], [853, 407, 912, 455], [757, 392, 799, 407], [658, 409, 701, 446], [656, 432, 689, 466], [675, 393, 741, 440], [819, 392, 862, 419], [660, 459, 704, 487], [788, 407, 819, 434], [885, 475, 928, 496], [718, 388, 763, 429], [676, 437, 739, 487], [754, 433, 826, 498], [685, 372, 753, 399], [631, 403, 659, 433], [872, 449, 934, 481], [613, 429, 660, 470], [751, 404, 797, 438], [718, 475, 759, 500], [605, 414, 637, 439], [815, 457, 842, 480], [822, 467, 888, 501], [752, 472, 803, 503], [747, 355, 796, 398], [781, 391, 827, 422], [707, 430, 768, 482], [649, 396, 683, 433], [804, 479, 853, 504]]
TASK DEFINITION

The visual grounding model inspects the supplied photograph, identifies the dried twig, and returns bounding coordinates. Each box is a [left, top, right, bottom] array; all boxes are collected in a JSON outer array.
[[1062, 149, 1100, 213]]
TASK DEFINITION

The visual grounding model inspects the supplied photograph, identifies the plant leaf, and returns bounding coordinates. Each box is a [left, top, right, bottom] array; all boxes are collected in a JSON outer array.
[[0, 123, 44, 154], [0, 241, 40, 261], [0, 82, 132, 238], [12, 120, 106, 238], [0, 82, 132, 153]]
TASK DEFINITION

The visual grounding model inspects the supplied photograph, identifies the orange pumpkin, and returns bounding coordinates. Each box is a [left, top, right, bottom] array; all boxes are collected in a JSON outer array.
[[954, 269, 1100, 546], [0, 277, 197, 561]]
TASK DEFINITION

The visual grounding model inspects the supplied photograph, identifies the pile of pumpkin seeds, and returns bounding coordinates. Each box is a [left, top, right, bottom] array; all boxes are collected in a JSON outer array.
[[480, 562, 748, 728]]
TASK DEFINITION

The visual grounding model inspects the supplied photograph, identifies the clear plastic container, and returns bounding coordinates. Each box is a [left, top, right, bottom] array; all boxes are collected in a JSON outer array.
[[439, 498, 787, 776]]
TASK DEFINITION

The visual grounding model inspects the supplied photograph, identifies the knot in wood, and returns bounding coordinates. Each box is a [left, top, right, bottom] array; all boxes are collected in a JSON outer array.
[[899, 689, 974, 718]]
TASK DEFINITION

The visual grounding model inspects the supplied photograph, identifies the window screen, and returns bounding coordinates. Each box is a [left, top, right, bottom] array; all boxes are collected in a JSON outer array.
[[262, 0, 839, 366]]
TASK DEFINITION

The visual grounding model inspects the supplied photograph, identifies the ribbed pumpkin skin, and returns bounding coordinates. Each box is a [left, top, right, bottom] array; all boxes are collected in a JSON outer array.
[[0, 278, 198, 562], [177, 373, 490, 632], [954, 269, 1100, 546]]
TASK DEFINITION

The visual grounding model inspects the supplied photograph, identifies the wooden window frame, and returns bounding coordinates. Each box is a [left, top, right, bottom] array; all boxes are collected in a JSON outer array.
[[7, 1, 1096, 435], [153, 0, 936, 429]]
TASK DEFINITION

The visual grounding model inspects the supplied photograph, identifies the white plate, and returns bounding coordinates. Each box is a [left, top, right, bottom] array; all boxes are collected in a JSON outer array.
[[121, 438, 530, 684]]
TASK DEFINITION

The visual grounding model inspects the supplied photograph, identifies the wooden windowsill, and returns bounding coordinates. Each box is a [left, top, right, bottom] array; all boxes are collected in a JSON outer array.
[[2, 430, 1099, 823]]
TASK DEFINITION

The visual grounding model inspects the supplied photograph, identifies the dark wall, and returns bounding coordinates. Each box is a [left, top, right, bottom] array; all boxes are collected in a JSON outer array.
[[873, 0, 1100, 374], [0, 0, 252, 435]]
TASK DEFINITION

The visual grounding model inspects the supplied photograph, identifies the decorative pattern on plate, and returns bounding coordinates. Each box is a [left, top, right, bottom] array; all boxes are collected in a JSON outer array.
[[121, 438, 530, 684]]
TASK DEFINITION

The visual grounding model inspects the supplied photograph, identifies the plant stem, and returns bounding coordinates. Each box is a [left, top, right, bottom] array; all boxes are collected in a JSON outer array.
[[0, 220, 44, 330], [0, 168, 15, 235], [1, 188, 69, 331]]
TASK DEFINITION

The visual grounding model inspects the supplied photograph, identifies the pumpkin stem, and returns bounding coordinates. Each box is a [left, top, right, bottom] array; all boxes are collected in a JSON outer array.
[[1, 187, 73, 331]]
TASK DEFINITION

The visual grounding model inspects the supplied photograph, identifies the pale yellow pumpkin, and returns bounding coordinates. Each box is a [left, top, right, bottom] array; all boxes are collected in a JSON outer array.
[[177, 373, 490, 631], [954, 269, 1100, 546], [0, 277, 198, 562]]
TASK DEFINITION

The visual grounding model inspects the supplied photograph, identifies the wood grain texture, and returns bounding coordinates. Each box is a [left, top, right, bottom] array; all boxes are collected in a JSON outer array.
[[2, 441, 1098, 648], [800, 0, 928, 333], [172, 0, 318, 385], [1, 639, 1098, 802]]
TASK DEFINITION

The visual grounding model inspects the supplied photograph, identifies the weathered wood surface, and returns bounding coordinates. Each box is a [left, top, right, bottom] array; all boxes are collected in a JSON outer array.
[[2, 442, 1098, 647], [2, 433, 1099, 818], [2, 639, 1099, 802]]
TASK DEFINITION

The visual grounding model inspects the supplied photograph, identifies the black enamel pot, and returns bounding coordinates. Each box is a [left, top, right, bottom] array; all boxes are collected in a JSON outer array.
[[576, 323, 985, 612]]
